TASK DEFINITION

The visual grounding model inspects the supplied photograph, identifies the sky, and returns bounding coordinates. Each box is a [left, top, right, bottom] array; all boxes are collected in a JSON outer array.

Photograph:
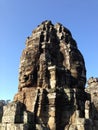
[[0, 0, 98, 100]]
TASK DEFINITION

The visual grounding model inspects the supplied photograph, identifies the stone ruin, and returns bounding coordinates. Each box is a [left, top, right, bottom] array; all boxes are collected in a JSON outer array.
[[86, 77, 98, 120], [0, 20, 98, 130]]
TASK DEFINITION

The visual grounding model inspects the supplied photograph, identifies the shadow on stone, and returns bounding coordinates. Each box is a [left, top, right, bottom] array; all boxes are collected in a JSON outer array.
[[1, 21, 98, 130]]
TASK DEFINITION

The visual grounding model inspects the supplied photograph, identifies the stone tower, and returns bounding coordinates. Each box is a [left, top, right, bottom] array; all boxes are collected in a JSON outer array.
[[0, 21, 98, 130]]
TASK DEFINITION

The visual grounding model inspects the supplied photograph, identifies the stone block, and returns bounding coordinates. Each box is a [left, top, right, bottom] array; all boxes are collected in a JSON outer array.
[[48, 117, 55, 130]]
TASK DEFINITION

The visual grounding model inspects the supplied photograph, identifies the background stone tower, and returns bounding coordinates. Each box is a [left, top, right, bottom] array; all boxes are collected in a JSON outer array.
[[0, 21, 98, 130]]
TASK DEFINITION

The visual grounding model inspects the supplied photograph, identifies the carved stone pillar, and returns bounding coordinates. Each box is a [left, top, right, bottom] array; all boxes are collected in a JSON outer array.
[[47, 66, 57, 130], [48, 66, 56, 89], [48, 92, 56, 130]]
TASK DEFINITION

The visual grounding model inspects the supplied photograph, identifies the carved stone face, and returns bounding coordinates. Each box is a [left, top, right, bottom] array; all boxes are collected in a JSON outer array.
[[70, 51, 86, 88], [14, 22, 88, 129], [18, 46, 40, 90], [18, 21, 86, 91]]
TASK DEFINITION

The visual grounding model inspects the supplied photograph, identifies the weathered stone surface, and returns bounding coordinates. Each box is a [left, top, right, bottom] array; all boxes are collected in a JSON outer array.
[[0, 101, 35, 130], [14, 87, 37, 112], [2, 102, 25, 123], [13, 20, 92, 130], [14, 20, 86, 112], [0, 101, 5, 123], [86, 77, 98, 119], [0, 123, 34, 130], [14, 21, 86, 130], [1, 20, 98, 130]]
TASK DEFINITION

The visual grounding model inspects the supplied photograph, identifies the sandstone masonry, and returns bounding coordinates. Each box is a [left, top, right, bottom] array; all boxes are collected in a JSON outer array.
[[0, 21, 98, 130]]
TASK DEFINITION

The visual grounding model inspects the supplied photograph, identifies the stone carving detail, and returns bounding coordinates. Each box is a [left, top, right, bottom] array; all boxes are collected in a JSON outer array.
[[86, 77, 98, 120], [17, 20, 86, 91], [0, 21, 98, 130]]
